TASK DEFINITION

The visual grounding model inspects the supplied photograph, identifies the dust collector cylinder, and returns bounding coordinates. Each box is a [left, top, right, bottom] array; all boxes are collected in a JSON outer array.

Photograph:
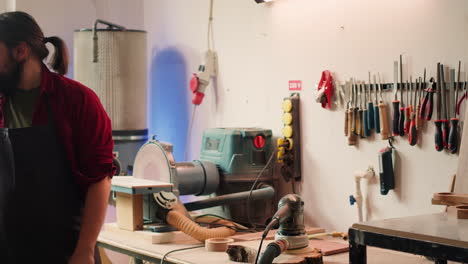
[[73, 29, 147, 132]]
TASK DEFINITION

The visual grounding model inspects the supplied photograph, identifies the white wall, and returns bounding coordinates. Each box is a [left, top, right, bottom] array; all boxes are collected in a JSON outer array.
[[144, 0, 468, 232]]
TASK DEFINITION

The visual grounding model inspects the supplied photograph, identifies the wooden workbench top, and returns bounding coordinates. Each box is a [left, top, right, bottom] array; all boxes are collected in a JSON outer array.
[[98, 229, 448, 264]]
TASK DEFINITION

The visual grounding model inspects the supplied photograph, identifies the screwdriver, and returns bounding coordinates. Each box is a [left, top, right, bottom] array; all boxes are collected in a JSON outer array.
[[448, 61, 461, 153], [392, 60, 401, 136], [409, 77, 418, 146], [345, 82, 349, 137], [435, 63, 444, 152], [441, 65, 449, 149], [353, 80, 361, 137], [399, 55, 406, 136], [378, 73, 390, 140], [373, 74, 380, 134], [404, 79, 411, 135], [414, 77, 423, 130], [351, 78, 357, 136], [415, 74, 424, 130], [362, 83, 370, 137], [367, 72, 375, 131], [347, 81, 357, 145]]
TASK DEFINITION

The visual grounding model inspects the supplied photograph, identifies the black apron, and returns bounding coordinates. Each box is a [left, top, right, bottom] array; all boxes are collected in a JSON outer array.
[[0, 97, 98, 263]]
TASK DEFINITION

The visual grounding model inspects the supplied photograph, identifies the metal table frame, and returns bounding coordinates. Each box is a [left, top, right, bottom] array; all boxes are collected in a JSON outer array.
[[349, 226, 468, 264]]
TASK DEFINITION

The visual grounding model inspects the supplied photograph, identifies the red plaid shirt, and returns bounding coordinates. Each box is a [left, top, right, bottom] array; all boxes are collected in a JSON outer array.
[[0, 65, 115, 191]]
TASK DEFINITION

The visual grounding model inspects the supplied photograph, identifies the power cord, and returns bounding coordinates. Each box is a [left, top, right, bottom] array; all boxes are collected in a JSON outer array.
[[255, 237, 265, 264], [246, 147, 277, 231], [160, 245, 204, 264]]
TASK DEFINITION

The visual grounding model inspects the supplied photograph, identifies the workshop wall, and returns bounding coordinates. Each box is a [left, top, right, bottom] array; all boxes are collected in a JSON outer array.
[[144, 0, 468, 232]]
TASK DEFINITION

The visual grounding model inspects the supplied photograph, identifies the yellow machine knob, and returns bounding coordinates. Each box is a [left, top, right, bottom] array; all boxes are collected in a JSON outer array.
[[282, 126, 293, 138], [282, 113, 293, 125], [282, 100, 293, 112]]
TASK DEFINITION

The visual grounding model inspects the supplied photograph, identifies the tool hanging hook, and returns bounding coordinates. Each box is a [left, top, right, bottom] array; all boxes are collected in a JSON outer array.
[[388, 137, 395, 149]]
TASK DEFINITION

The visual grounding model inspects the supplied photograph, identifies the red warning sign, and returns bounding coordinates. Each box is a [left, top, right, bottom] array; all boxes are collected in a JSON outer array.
[[289, 80, 302, 91]]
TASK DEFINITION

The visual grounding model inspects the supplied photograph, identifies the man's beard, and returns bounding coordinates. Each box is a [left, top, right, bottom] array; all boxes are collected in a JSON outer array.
[[0, 54, 23, 96]]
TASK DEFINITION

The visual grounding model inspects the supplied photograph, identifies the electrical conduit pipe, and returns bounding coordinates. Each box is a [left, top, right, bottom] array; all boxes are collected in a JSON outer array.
[[349, 167, 375, 222]]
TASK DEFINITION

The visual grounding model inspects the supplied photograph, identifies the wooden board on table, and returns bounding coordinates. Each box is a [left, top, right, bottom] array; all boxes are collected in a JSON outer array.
[[231, 227, 325, 242], [112, 176, 173, 189], [104, 222, 198, 244], [284, 239, 348, 256]]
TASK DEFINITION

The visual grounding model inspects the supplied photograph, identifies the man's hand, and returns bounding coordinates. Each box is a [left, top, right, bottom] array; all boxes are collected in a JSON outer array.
[[69, 247, 94, 264]]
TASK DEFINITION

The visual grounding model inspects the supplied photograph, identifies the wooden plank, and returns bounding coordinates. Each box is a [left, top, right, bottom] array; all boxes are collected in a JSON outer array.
[[284, 239, 348, 256], [231, 227, 325, 242], [104, 223, 198, 244], [112, 176, 173, 189], [116, 193, 143, 231], [432, 193, 468, 205]]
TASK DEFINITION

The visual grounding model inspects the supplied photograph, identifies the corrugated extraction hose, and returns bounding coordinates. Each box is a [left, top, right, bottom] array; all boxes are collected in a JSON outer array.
[[166, 210, 236, 242]]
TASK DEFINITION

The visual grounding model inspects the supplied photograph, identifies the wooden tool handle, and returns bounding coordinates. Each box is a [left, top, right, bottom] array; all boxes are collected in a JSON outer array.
[[345, 110, 349, 136], [356, 109, 362, 137], [379, 103, 390, 140], [347, 110, 356, 145]]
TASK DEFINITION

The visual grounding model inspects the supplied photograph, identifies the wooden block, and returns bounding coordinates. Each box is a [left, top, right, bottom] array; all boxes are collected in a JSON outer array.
[[103, 223, 197, 244], [285, 239, 348, 256], [448, 205, 468, 219], [116, 192, 143, 231], [275, 252, 323, 264]]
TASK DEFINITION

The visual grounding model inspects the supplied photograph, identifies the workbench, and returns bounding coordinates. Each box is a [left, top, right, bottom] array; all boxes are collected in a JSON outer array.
[[349, 213, 468, 264], [98, 228, 452, 263]]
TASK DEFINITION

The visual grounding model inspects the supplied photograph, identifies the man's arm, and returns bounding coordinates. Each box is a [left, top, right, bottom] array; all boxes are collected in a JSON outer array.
[[69, 177, 111, 263]]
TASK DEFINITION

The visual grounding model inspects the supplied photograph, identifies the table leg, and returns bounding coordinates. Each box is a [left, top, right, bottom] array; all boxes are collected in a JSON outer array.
[[349, 241, 367, 264], [134, 258, 144, 264]]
